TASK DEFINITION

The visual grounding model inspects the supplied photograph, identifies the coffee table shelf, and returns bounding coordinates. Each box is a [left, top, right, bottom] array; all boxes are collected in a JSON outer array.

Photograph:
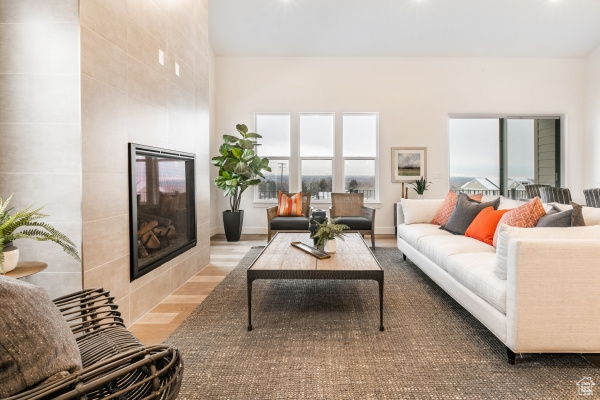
[[247, 232, 384, 331]]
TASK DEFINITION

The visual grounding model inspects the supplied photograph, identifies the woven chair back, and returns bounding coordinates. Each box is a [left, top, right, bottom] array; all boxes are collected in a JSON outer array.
[[539, 187, 572, 204], [584, 188, 600, 208], [331, 193, 364, 216], [524, 184, 550, 199]]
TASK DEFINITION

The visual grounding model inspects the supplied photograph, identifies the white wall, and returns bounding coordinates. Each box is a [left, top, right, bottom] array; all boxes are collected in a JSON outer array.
[[213, 57, 586, 235], [585, 45, 600, 189]]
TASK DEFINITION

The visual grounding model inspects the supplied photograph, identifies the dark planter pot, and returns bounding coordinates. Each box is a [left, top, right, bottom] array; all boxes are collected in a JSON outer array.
[[223, 210, 244, 242]]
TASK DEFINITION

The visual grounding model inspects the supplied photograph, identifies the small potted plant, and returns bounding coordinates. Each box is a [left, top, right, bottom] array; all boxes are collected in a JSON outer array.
[[411, 176, 432, 199], [311, 218, 349, 254], [0, 194, 80, 274]]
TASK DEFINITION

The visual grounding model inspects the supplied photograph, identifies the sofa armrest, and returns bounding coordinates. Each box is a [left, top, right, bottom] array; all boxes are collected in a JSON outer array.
[[266, 206, 278, 223], [360, 206, 375, 220], [396, 202, 405, 227], [506, 238, 600, 353]]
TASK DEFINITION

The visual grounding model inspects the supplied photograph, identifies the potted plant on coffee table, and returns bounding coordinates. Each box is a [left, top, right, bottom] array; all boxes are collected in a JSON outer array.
[[410, 176, 432, 199], [311, 218, 349, 254], [0, 194, 80, 274], [212, 124, 271, 242]]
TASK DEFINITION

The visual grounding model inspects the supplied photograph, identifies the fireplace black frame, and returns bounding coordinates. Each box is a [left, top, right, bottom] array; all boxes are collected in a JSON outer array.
[[128, 143, 197, 281]]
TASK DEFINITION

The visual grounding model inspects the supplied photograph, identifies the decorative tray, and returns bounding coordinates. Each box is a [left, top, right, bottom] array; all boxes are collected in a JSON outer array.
[[290, 242, 331, 259]]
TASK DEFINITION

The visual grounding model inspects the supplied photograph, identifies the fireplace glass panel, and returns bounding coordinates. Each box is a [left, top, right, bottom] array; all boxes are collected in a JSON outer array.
[[129, 144, 196, 280]]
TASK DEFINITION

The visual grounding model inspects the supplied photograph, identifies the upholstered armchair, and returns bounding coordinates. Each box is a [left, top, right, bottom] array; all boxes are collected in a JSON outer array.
[[524, 184, 550, 199], [267, 192, 312, 241], [584, 188, 600, 208], [329, 193, 376, 248], [539, 186, 572, 204]]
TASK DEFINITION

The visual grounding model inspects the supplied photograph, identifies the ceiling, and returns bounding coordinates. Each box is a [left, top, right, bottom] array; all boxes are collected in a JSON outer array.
[[209, 0, 600, 58]]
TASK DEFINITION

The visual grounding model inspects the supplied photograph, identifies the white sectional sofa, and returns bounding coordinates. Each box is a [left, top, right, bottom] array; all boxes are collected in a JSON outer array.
[[396, 197, 600, 363]]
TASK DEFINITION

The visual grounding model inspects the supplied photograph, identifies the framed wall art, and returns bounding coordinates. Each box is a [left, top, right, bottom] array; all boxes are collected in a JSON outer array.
[[391, 147, 426, 183]]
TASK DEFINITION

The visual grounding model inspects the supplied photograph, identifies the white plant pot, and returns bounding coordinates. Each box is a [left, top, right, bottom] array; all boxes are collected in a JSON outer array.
[[417, 194, 424, 199], [2, 244, 19, 273], [324, 239, 336, 254]]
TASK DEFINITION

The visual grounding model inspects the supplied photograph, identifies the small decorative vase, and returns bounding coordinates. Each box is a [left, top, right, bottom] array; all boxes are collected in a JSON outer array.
[[1, 241, 19, 273], [324, 238, 336, 254], [417, 194, 424, 199]]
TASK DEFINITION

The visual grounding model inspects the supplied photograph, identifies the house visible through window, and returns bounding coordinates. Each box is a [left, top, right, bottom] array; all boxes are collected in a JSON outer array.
[[449, 116, 561, 199]]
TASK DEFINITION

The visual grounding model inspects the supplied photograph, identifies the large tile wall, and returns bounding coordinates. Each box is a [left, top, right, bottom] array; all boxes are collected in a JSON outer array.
[[0, 0, 83, 298], [80, 0, 211, 326]]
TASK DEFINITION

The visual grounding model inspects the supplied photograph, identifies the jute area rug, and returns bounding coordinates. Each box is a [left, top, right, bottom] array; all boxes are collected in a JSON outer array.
[[165, 247, 597, 399]]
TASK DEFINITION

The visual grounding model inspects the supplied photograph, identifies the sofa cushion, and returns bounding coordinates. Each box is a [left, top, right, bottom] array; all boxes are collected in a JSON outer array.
[[335, 216, 371, 230], [552, 202, 599, 225], [441, 194, 500, 235], [446, 252, 507, 314], [401, 198, 445, 225], [465, 207, 511, 245], [270, 216, 309, 230], [492, 197, 546, 246], [397, 223, 451, 248], [431, 191, 482, 226], [417, 234, 496, 272], [0, 276, 82, 398], [493, 224, 600, 280]]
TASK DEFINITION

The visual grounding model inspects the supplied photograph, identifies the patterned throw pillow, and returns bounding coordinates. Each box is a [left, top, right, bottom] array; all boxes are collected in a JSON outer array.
[[277, 192, 304, 216], [431, 190, 483, 226], [492, 196, 546, 247]]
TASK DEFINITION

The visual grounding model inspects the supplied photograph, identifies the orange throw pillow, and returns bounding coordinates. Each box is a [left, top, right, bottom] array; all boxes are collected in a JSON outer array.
[[465, 207, 510, 246], [492, 197, 546, 247], [431, 191, 484, 226], [277, 192, 304, 216]]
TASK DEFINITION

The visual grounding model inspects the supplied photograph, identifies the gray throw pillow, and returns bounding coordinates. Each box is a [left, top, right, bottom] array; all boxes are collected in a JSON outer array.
[[536, 208, 572, 227], [441, 193, 501, 235], [571, 202, 586, 226], [0, 276, 82, 397]]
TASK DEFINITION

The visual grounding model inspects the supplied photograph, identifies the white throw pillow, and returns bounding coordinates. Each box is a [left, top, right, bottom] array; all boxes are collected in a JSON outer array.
[[401, 199, 444, 225], [493, 224, 600, 280]]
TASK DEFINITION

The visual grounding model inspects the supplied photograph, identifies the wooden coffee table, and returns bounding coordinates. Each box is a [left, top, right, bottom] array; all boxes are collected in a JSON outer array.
[[247, 232, 384, 331]]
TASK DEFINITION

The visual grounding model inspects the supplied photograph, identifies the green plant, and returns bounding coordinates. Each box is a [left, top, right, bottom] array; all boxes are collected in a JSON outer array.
[[212, 124, 272, 212], [411, 176, 432, 195], [0, 194, 80, 274], [311, 218, 350, 247]]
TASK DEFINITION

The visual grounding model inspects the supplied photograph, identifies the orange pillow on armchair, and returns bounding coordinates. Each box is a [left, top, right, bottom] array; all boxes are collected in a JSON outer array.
[[277, 192, 304, 216]]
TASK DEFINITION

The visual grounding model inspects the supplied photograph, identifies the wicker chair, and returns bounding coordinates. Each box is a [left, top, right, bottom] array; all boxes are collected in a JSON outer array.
[[539, 186, 572, 204], [330, 193, 376, 248], [584, 188, 600, 208], [267, 192, 312, 241], [523, 184, 550, 199], [9, 288, 183, 400]]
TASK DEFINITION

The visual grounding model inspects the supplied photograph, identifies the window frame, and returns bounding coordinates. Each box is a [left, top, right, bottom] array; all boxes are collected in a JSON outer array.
[[448, 114, 563, 198]]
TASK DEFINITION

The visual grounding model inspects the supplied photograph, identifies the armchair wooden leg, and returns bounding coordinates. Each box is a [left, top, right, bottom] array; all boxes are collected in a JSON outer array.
[[371, 232, 375, 248]]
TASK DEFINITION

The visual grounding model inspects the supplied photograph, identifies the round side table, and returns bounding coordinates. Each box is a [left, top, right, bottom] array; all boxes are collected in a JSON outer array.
[[4, 261, 47, 279]]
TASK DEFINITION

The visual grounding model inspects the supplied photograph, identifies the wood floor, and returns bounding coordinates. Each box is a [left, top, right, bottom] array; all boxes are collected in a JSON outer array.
[[129, 234, 396, 345]]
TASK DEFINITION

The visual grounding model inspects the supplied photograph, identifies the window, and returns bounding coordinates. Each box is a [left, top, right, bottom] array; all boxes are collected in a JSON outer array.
[[255, 113, 290, 200], [449, 116, 561, 199], [300, 113, 334, 201], [255, 112, 379, 203], [342, 113, 378, 200]]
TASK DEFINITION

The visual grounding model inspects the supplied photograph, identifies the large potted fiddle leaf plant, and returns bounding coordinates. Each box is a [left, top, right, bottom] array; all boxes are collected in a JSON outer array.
[[212, 124, 271, 242]]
